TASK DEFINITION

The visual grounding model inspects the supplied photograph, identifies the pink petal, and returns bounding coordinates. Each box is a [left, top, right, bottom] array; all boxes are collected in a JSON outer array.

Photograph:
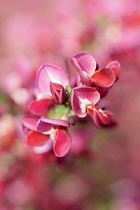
[[53, 128, 71, 157], [35, 64, 69, 99], [93, 110, 101, 128], [37, 117, 70, 133], [87, 107, 100, 128], [71, 53, 96, 75], [103, 110, 114, 117], [28, 99, 54, 116], [50, 82, 68, 104], [22, 116, 40, 131], [71, 53, 96, 86], [87, 106, 114, 127], [32, 139, 53, 154], [96, 111, 110, 125], [91, 68, 116, 88], [71, 87, 100, 117], [69, 72, 81, 88], [106, 61, 120, 81], [26, 131, 49, 147]]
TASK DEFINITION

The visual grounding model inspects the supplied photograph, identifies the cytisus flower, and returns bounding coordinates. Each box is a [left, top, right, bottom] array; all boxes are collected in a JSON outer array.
[[23, 52, 120, 156], [71, 52, 120, 87], [28, 64, 69, 115], [22, 116, 71, 157], [71, 86, 113, 127]]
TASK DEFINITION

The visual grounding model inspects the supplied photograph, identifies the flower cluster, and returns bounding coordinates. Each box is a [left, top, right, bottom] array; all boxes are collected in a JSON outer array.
[[23, 53, 120, 157]]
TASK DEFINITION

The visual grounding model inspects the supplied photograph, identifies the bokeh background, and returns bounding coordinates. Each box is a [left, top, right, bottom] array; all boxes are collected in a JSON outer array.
[[0, 0, 140, 209]]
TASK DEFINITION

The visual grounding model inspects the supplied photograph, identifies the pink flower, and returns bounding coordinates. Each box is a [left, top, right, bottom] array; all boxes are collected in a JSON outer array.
[[71, 53, 120, 88], [28, 63, 70, 116], [34, 64, 69, 101], [22, 116, 71, 157], [71, 86, 113, 127]]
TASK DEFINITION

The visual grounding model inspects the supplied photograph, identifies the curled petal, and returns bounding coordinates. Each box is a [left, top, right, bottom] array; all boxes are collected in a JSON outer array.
[[35, 64, 69, 99], [96, 111, 110, 125], [50, 82, 68, 104], [37, 116, 70, 133], [53, 128, 71, 157], [101, 116, 117, 127], [26, 131, 49, 147], [28, 99, 54, 116], [87, 107, 112, 127], [71, 87, 100, 117], [91, 68, 116, 88], [106, 61, 120, 81], [71, 53, 96, 85], [87, 107, 101, 127], [22, 116, 40, 131]]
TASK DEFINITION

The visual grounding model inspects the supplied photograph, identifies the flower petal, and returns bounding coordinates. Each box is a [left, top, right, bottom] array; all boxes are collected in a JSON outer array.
[[91, 68, 116, 88], [71, 87, 100, 117], [50, 82, 68, 104], [87, 107, 101, 128], [22, 116, 40, 131], [37, 117, 69, 133], [106, 61, 120, 81], [71, 53, 96, 85], [28, 99, 54, 116], [32, 138, 53, 154], [26, 131, 49, 147], [96, 111, 110, 125], [53, 128, 71, 157], [101, 116, 117, 127], [103, 110, 114, 117], [96, 87, 109, 98], [71, 53, 96, 75], [35, 64, 69, 99]]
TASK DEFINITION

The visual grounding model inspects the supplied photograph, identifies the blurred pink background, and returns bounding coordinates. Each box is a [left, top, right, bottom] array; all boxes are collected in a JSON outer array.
[[0, 0, 140, 209]]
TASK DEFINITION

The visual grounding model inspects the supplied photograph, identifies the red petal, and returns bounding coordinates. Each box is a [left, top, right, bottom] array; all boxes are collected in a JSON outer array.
[[101, 116, 117, 127], [53, 128, 71, 157], [87, 107, 100, 127], [93, 110, 101, 128], [26, 131, 49, 147], [91, 68, 116, 88], [106, 61, 120, 81], [28, 99, 53, 116], [32, 139, 53, 154], [96, 111, 110, 125], [96, 87, 109, 98]]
